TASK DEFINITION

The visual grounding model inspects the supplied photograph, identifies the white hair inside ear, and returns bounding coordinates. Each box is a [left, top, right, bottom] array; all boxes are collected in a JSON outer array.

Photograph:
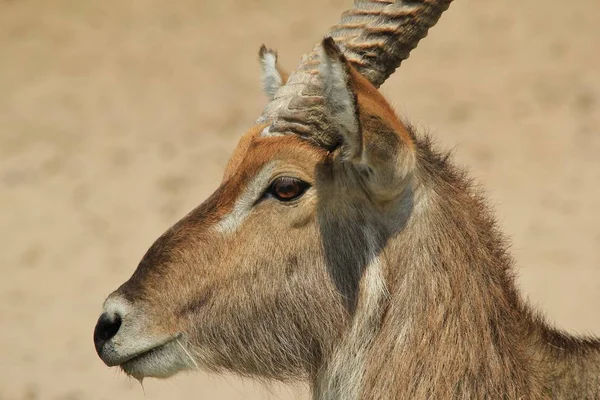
[[259, 45, 283, 100]]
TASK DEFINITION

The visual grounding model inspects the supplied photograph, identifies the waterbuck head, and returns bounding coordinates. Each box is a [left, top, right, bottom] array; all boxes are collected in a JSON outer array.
[[94, 0, 452, 383]]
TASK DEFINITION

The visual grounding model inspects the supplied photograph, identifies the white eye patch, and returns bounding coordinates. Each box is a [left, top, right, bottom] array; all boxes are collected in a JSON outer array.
[[214, 163, 276, 234]]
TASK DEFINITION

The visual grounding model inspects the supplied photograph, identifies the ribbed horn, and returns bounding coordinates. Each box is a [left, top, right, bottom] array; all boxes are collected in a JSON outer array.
[[260, 0, 453, 148], [330, 0, 453, 87]]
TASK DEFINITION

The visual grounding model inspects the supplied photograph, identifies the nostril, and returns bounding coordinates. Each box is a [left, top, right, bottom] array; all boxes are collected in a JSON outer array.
[[93, 312, 122, 353]]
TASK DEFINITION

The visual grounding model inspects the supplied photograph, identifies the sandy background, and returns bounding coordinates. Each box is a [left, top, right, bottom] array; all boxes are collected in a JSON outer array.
[[1, 0, 599, 399]]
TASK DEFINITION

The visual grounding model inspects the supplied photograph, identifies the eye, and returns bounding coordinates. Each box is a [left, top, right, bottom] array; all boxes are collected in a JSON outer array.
[[267, 177, 310, 202]]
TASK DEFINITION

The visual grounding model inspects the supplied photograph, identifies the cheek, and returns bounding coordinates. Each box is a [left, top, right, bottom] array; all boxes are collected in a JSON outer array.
[[255, 192, 318, 229], [210, 202, 322, 284], [290, 192, 319, 228], [180, 212, 349, 370]]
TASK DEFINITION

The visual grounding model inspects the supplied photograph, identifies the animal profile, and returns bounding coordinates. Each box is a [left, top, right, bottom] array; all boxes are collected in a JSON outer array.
[[94, 1, 600, 398]]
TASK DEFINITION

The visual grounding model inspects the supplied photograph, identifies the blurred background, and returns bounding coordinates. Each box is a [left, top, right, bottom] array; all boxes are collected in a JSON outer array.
[[1, 0, 599, 399]]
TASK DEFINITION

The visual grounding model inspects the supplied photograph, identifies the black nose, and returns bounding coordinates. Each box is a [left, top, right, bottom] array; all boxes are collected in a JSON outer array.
[[93, 312, 122, 354]]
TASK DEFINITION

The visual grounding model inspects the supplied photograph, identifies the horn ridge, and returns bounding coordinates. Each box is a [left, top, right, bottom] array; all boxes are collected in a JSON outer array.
[[329, 0, 453, 87], [260, 0, 453, 145]]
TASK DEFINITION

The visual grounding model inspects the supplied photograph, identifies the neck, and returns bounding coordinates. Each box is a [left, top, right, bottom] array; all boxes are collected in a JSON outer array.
[[312, 142, 600, 399]]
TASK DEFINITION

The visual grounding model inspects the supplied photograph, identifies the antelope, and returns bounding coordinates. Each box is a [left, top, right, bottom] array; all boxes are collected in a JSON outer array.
[[93, 0, 600, 398]]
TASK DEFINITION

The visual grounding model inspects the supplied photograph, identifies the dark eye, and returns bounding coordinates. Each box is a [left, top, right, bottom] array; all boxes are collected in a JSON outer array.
[[268, 177, 310, 202]]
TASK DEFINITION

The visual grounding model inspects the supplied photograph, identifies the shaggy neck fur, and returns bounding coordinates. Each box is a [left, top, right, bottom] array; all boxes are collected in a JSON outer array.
[[312, 137, 600, 400]]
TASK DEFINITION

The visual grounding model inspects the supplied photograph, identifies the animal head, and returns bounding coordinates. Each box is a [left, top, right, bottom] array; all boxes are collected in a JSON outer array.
[[94, 0, 452, 381]]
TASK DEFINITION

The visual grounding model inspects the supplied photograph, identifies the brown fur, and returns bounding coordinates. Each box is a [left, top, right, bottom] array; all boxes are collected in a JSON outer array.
[[97, 40, 600, 400]]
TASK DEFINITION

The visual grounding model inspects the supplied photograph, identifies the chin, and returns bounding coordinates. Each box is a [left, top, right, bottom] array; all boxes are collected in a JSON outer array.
[[119, 339, 193, 379]]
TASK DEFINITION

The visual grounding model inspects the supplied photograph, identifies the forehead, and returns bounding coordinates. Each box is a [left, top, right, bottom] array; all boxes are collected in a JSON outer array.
[[223, 124, 327, 182]]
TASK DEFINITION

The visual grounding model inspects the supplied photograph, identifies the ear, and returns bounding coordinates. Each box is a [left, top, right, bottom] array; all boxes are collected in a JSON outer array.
[[320, 38, 416, 199], [319, 37, 362, 162], [259, 45, 289, 100]]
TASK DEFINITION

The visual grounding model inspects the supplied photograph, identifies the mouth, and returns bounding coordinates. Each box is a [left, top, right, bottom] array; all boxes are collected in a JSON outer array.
[[119, 335, 177, 364], [114, 335, 193, 379]]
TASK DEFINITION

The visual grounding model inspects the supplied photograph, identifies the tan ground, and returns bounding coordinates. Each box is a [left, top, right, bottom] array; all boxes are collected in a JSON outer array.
[[1, 0, 599, 399]]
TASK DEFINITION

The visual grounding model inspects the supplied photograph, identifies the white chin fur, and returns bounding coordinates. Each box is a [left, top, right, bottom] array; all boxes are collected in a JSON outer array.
[[120, 339, 194, 379]]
